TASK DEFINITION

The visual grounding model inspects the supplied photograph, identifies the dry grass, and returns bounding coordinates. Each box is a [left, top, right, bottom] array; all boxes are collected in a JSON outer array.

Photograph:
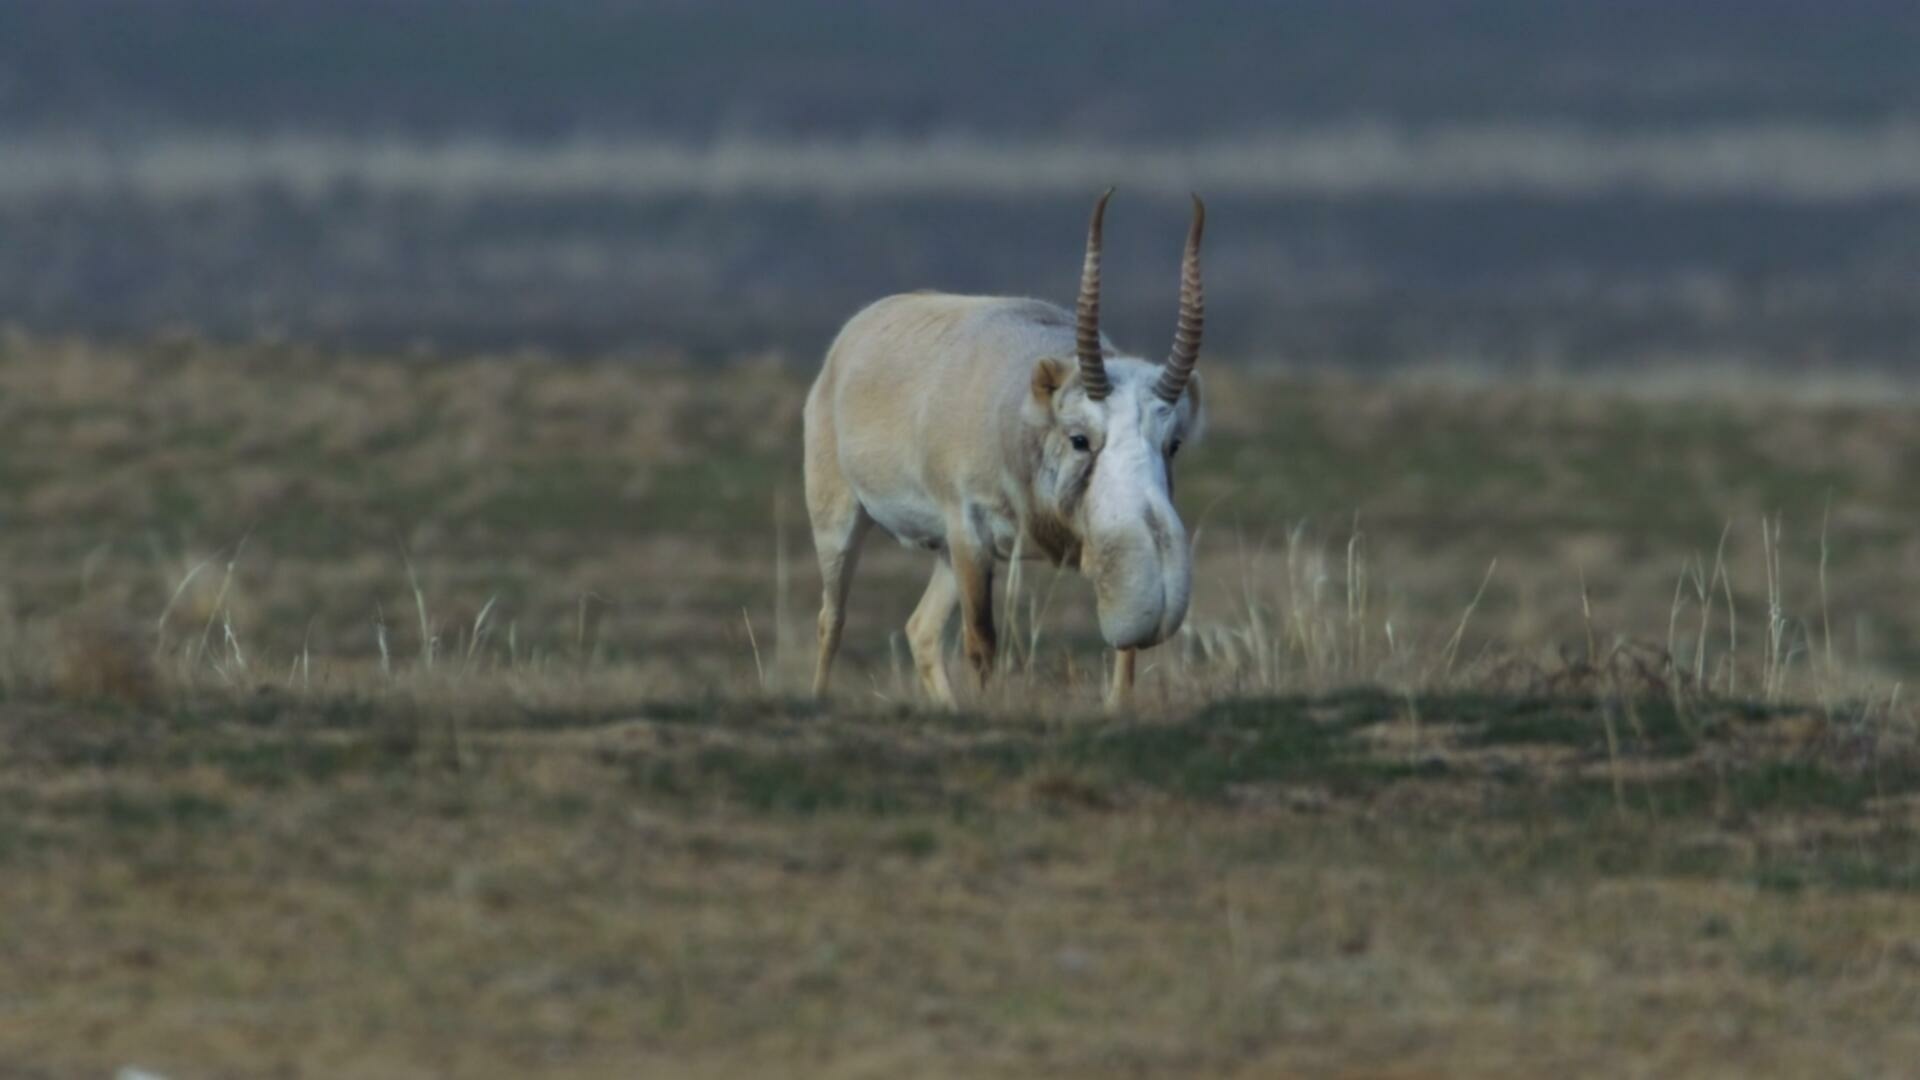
[[3, 691, 1918, 1077], [3, 333, 1920, 1075], [5, 331, 1917, 705]]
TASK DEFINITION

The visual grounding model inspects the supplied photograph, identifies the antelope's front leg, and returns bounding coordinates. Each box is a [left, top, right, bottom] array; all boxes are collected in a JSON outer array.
[[1106, 648, 1136, 712], [950, 532, 998, 692]]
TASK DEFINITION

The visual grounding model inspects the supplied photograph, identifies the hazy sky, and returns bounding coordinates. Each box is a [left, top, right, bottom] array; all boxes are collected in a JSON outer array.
[[6, 0, 1920, 136]]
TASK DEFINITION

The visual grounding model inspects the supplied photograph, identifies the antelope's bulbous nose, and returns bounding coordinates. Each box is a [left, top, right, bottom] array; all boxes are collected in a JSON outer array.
[[1088, 508, 1192, 650], [1097, 587, 1169, 649]]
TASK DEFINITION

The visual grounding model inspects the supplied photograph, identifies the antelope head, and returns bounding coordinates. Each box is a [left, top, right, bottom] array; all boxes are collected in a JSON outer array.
[[1025, 189, 1207, 650]]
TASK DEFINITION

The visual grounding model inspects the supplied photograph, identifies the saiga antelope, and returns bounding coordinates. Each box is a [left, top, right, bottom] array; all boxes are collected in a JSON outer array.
[[803, 190, 1206, 708]]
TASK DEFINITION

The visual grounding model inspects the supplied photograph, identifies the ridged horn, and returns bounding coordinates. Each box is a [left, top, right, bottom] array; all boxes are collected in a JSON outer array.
[[1153, 194, 1206, 404], [1075, 188, 1115, 400]]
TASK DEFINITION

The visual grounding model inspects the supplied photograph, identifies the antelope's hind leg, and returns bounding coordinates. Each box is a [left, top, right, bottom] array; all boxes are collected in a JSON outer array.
[[808, 501, 871, 698], [806, 449, 872, 699]]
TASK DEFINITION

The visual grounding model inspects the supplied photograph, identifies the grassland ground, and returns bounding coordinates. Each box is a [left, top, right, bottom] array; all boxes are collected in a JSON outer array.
[[4, 689, 1920, 1076], [2, 334, 1919, 1074]]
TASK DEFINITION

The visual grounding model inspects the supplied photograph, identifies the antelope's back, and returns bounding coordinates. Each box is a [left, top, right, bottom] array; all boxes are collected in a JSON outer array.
[[807, 293, 1079, 518]]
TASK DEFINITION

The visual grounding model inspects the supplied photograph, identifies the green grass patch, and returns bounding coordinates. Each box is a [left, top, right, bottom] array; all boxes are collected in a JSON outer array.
[[186, 731, 422, 788], [1459, 694, 1701, 756], [1067, 690, 1433, 799], [50, 789, 233, 831]]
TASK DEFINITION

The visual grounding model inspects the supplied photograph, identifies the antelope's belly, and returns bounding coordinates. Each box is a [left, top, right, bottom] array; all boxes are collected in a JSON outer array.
[[856, 485, 948, 551]]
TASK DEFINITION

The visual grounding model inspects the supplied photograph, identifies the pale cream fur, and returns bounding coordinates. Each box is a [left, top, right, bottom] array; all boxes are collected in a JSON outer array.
[[804, 292, 1203, 709]]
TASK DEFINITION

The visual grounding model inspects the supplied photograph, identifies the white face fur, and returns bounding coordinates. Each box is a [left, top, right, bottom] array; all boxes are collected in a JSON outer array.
[[1027, 355, 1203, 649]]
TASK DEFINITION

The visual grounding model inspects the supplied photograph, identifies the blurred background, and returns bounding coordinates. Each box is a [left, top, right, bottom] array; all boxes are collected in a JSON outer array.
[[7, 0, 1920, 371]]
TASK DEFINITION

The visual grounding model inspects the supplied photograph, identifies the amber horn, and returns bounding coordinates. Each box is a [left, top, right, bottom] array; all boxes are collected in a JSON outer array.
[[1075, 188, 1115, 400], [1153, 194, 1206, 404]]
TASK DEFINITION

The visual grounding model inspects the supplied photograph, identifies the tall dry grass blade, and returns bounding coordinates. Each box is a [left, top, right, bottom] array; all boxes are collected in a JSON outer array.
[[1599, 696, 1626, 819], [154, 557, 213, 653], [1578, 564, 1597, 667], [465, 594, 499, 671], [1720, 559, 1740, 698], [193, 532, 251, 670], [1773, 517, 1792, 697], [374, 605, 392, 678], [1695, 524, 1733, 694], [1029, 567, 1063, 677], [1293, 527, 1331, 682], [1706, 522, 1735, 697], [1689, 556, 1713, 694], [742, 608, 766, 690], [402, 553, 434, 671], [1613, 657, 1659, 817], [1762, 514, 1786, 701], [1819, 494, 1835, 685], [1245, 529, 1274, 689], [1346, 516, 1368, 678], [1440, 558, 1498, 684], [1667, 562, 1689, 677], [222, 610, 247, 674], [1665, 651, 1699, 741]]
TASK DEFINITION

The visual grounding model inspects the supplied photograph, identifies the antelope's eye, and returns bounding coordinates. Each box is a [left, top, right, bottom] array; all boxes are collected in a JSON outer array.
[[1068, 434, 1092, 453], [1169, 438, 1183, 458]]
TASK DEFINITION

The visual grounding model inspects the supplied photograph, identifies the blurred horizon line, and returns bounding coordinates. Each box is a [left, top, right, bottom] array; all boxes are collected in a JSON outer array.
[[12, 120, 1920, 205]]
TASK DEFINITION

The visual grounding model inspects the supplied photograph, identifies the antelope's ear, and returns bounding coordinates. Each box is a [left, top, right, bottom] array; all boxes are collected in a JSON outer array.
[[1182, 371, 1206, 443], [1028, 356, 1070, 416]]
